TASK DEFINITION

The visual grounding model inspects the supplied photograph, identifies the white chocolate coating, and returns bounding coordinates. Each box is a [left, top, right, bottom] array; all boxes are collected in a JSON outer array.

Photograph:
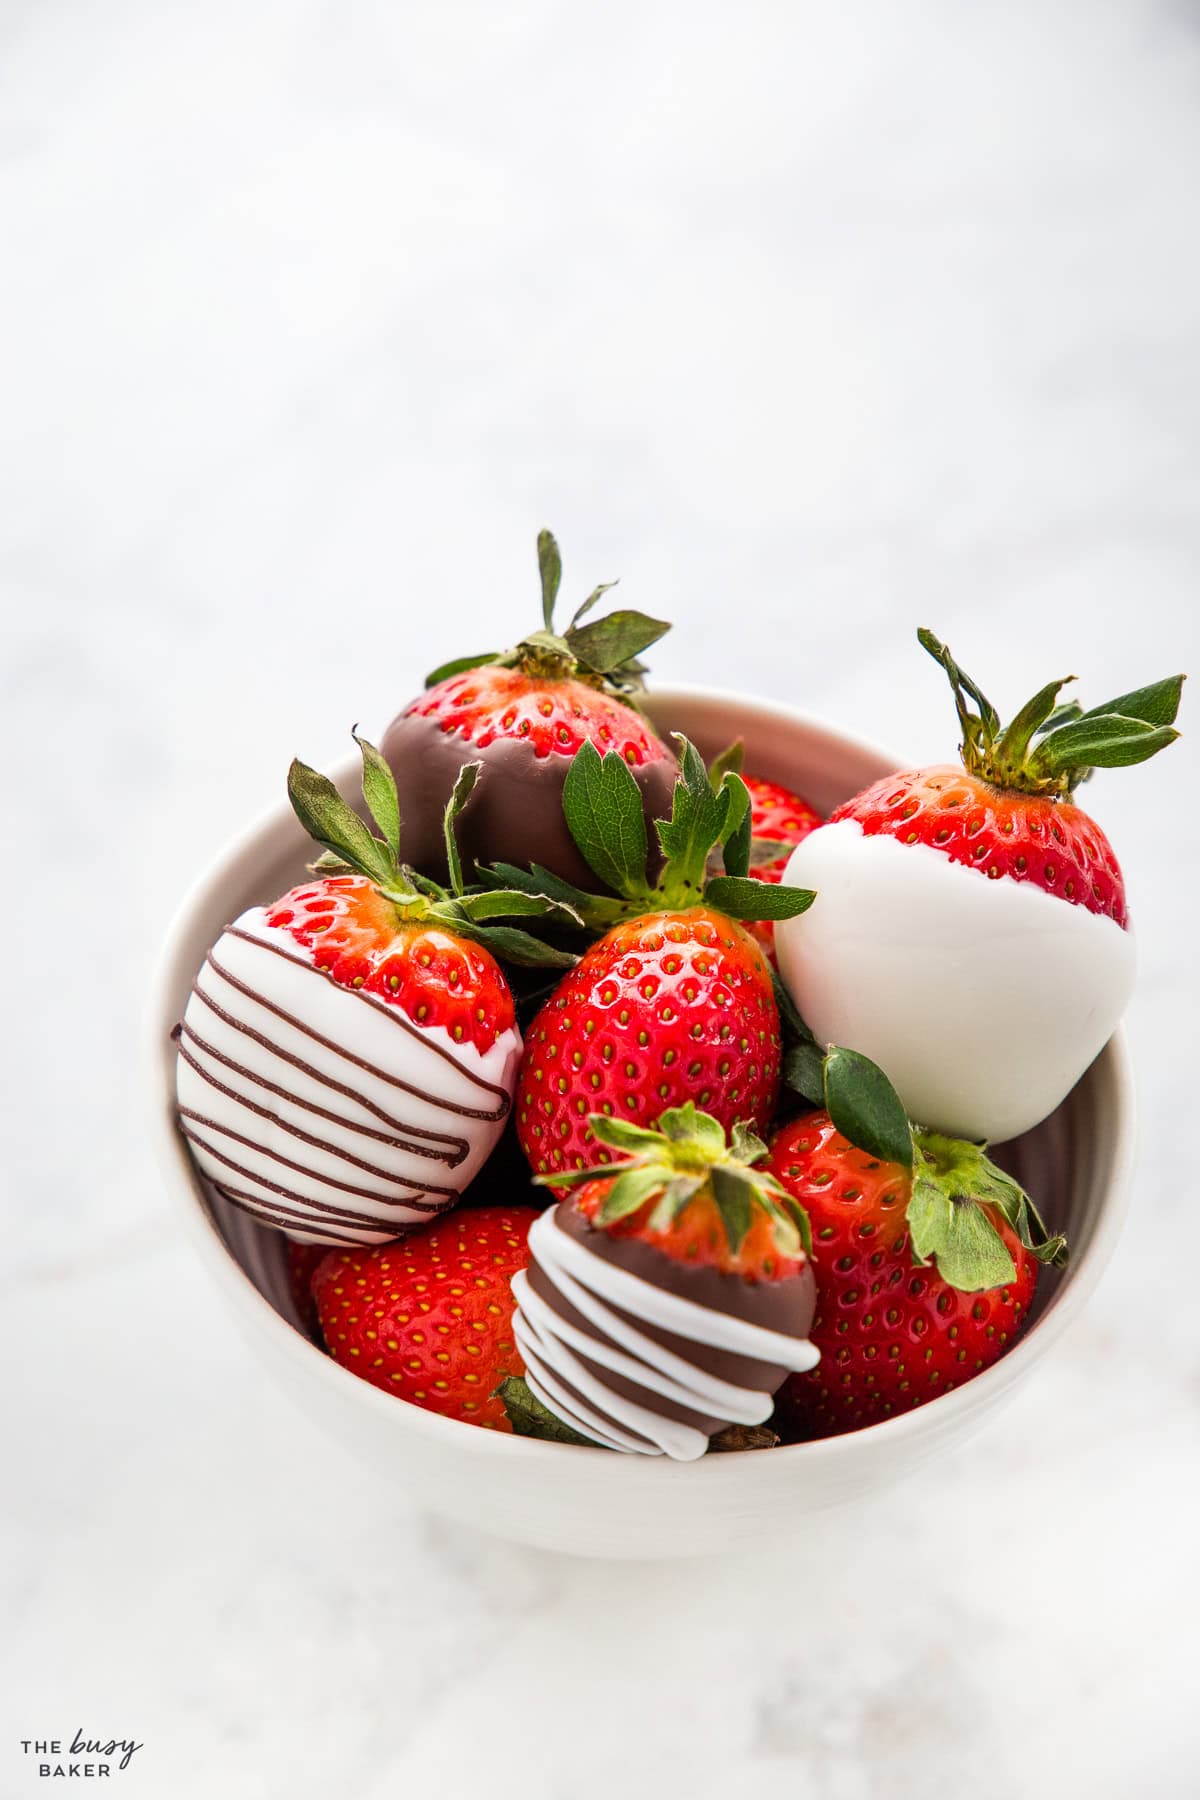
[[775, 820, 1135, 1143], [175, 908, 521, 1244], [511, 1209, 819, 1460]]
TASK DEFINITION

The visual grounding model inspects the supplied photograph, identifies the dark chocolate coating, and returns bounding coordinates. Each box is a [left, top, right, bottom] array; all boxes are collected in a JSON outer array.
[[380, 707, 679, 891]]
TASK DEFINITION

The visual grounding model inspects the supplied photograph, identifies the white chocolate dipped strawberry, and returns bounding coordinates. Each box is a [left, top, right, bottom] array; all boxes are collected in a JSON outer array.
[[776, 633, 1184, 1143], [511, 1105, 820, 1460], [175, 734, 574, 1245]]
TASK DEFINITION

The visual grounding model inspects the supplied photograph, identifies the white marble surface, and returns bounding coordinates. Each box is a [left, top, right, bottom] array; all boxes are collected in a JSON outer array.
[[3, 1, 1199, 1793]]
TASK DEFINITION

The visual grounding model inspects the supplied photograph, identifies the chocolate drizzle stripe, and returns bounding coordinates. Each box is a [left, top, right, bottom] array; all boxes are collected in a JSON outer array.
[[190, 977, 469, 1156], [204, 948, 508, 1127], [179, 1018, 464, 1166], [522, 1260, 775, 1418], [178, 1110, 454, 1206], [516, 1325, 664, 1455], [223, 924, 512, 1114], [183, 1127, 448, 1220], [212, 1182, 419, 1241], [176, 1038, 461, 1189]]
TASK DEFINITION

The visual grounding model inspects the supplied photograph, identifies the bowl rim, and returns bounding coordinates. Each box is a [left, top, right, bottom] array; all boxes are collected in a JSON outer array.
[[145, 685, 1136, 1477]]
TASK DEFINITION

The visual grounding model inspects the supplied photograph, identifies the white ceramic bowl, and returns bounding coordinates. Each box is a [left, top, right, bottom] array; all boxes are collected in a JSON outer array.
[[146, 688, 1135, 1559]]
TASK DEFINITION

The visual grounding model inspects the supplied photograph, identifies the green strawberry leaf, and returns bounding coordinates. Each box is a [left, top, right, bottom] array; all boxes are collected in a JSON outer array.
[[566, 609, 671, 676], [822, 1046, 914, 1171], [425, 650, 502, 688], [443, 761, 481, 896], [709, 1164, 755, 1253], [729, 1120, 770, 1165], [707, 739, 745, 785], [912, 1131, 1068, 1270], [907, 1181, 1017, 1290], [1078, 673, 1185, 729], [772, 969, 817, 1044], [456, 888, 583, 925], [287, 759, 399, 891], [1035, 699, 1084, 735], [309, 849, 356, 874], [538, 529, 562, 631], [567, 580, 619, 630], [783, 1040, 826, 1105], [703, 875, 816, 921], [562, 741, 650, 896], [648, 1173, 706, 1232], [498, 1376, 597, 1446], [452, 920, 578, 968], [719, 772, 753, 879], [918, 627, 1000, 747], [658, 1101, 726, 1153], [656, 735, 730, 895], [761, 1191, 807, 1258], [352, 729, 402, 861], [1031, 713, 1180, 776], [478, 861, 626, 930], [597, 1163, 668, 1223], [588, 1114, 676, 1156], [994, 676, 1075, 770]]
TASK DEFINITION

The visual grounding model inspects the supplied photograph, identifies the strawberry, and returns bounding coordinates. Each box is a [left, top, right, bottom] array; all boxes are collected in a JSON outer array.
[[380, 529, 679, 890], [313, 1205, 538, 1429], [767, 1045, 1067, 1437], [509, 1105, 820, 1458], [521, 907, 781, 1181], [175, 732, 573, 1247], [776, 633, 1184, 1142], [505, 737, 816, 1183], [744, 772, 824, 862]]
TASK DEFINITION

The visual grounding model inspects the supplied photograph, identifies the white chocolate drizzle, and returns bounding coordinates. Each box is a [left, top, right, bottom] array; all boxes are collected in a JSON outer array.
[[511, 1208, 819, 1461]]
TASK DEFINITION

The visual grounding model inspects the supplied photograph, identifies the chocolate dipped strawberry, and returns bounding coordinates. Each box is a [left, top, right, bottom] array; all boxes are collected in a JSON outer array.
[[174, 733, 573, 1246], [503, 738, 816, 1183], [380, 530, 679, 891], [511, 1104, 820, 1459], [776, 633, 1183, 1141]]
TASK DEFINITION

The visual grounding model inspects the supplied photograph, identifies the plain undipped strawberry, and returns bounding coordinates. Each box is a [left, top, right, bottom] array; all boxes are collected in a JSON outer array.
[[518, 907, 781, 1182], [767, 1111, 1038, 1437], [312, 1205, 539, 1429]]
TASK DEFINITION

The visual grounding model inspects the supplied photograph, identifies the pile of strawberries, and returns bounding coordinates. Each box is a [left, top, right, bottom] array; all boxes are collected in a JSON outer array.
[[180, 531, 1184, 1453]]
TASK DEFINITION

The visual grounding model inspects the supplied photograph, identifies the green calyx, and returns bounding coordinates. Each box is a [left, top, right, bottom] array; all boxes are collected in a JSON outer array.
[[481, 731, 817, 934], [782, 1037, 1069, 1293], [918, 629, 1184, 799], [286, 730, 579, 969], [537, 1101, 812, 1262], [423, 528, 671, 700]]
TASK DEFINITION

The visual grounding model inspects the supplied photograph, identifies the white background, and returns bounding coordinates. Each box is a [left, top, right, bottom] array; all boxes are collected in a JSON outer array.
[[3, 2, 1198, 1795]]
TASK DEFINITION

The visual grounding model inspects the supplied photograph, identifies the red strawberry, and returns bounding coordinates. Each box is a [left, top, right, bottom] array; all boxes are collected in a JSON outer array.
[[509, 738, 815, 1184], [509, 1105, 819, 1457], [380, 530, 679, 889], [775, 633, 1184, 1143], [742, 772, 823, 959], [313, 1205, 538, 1429], [175, 732, 572, 1247], [745, 773, 824, 856], [766, 1103, 1060, 1438], [519, 906, 780, 1180]]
